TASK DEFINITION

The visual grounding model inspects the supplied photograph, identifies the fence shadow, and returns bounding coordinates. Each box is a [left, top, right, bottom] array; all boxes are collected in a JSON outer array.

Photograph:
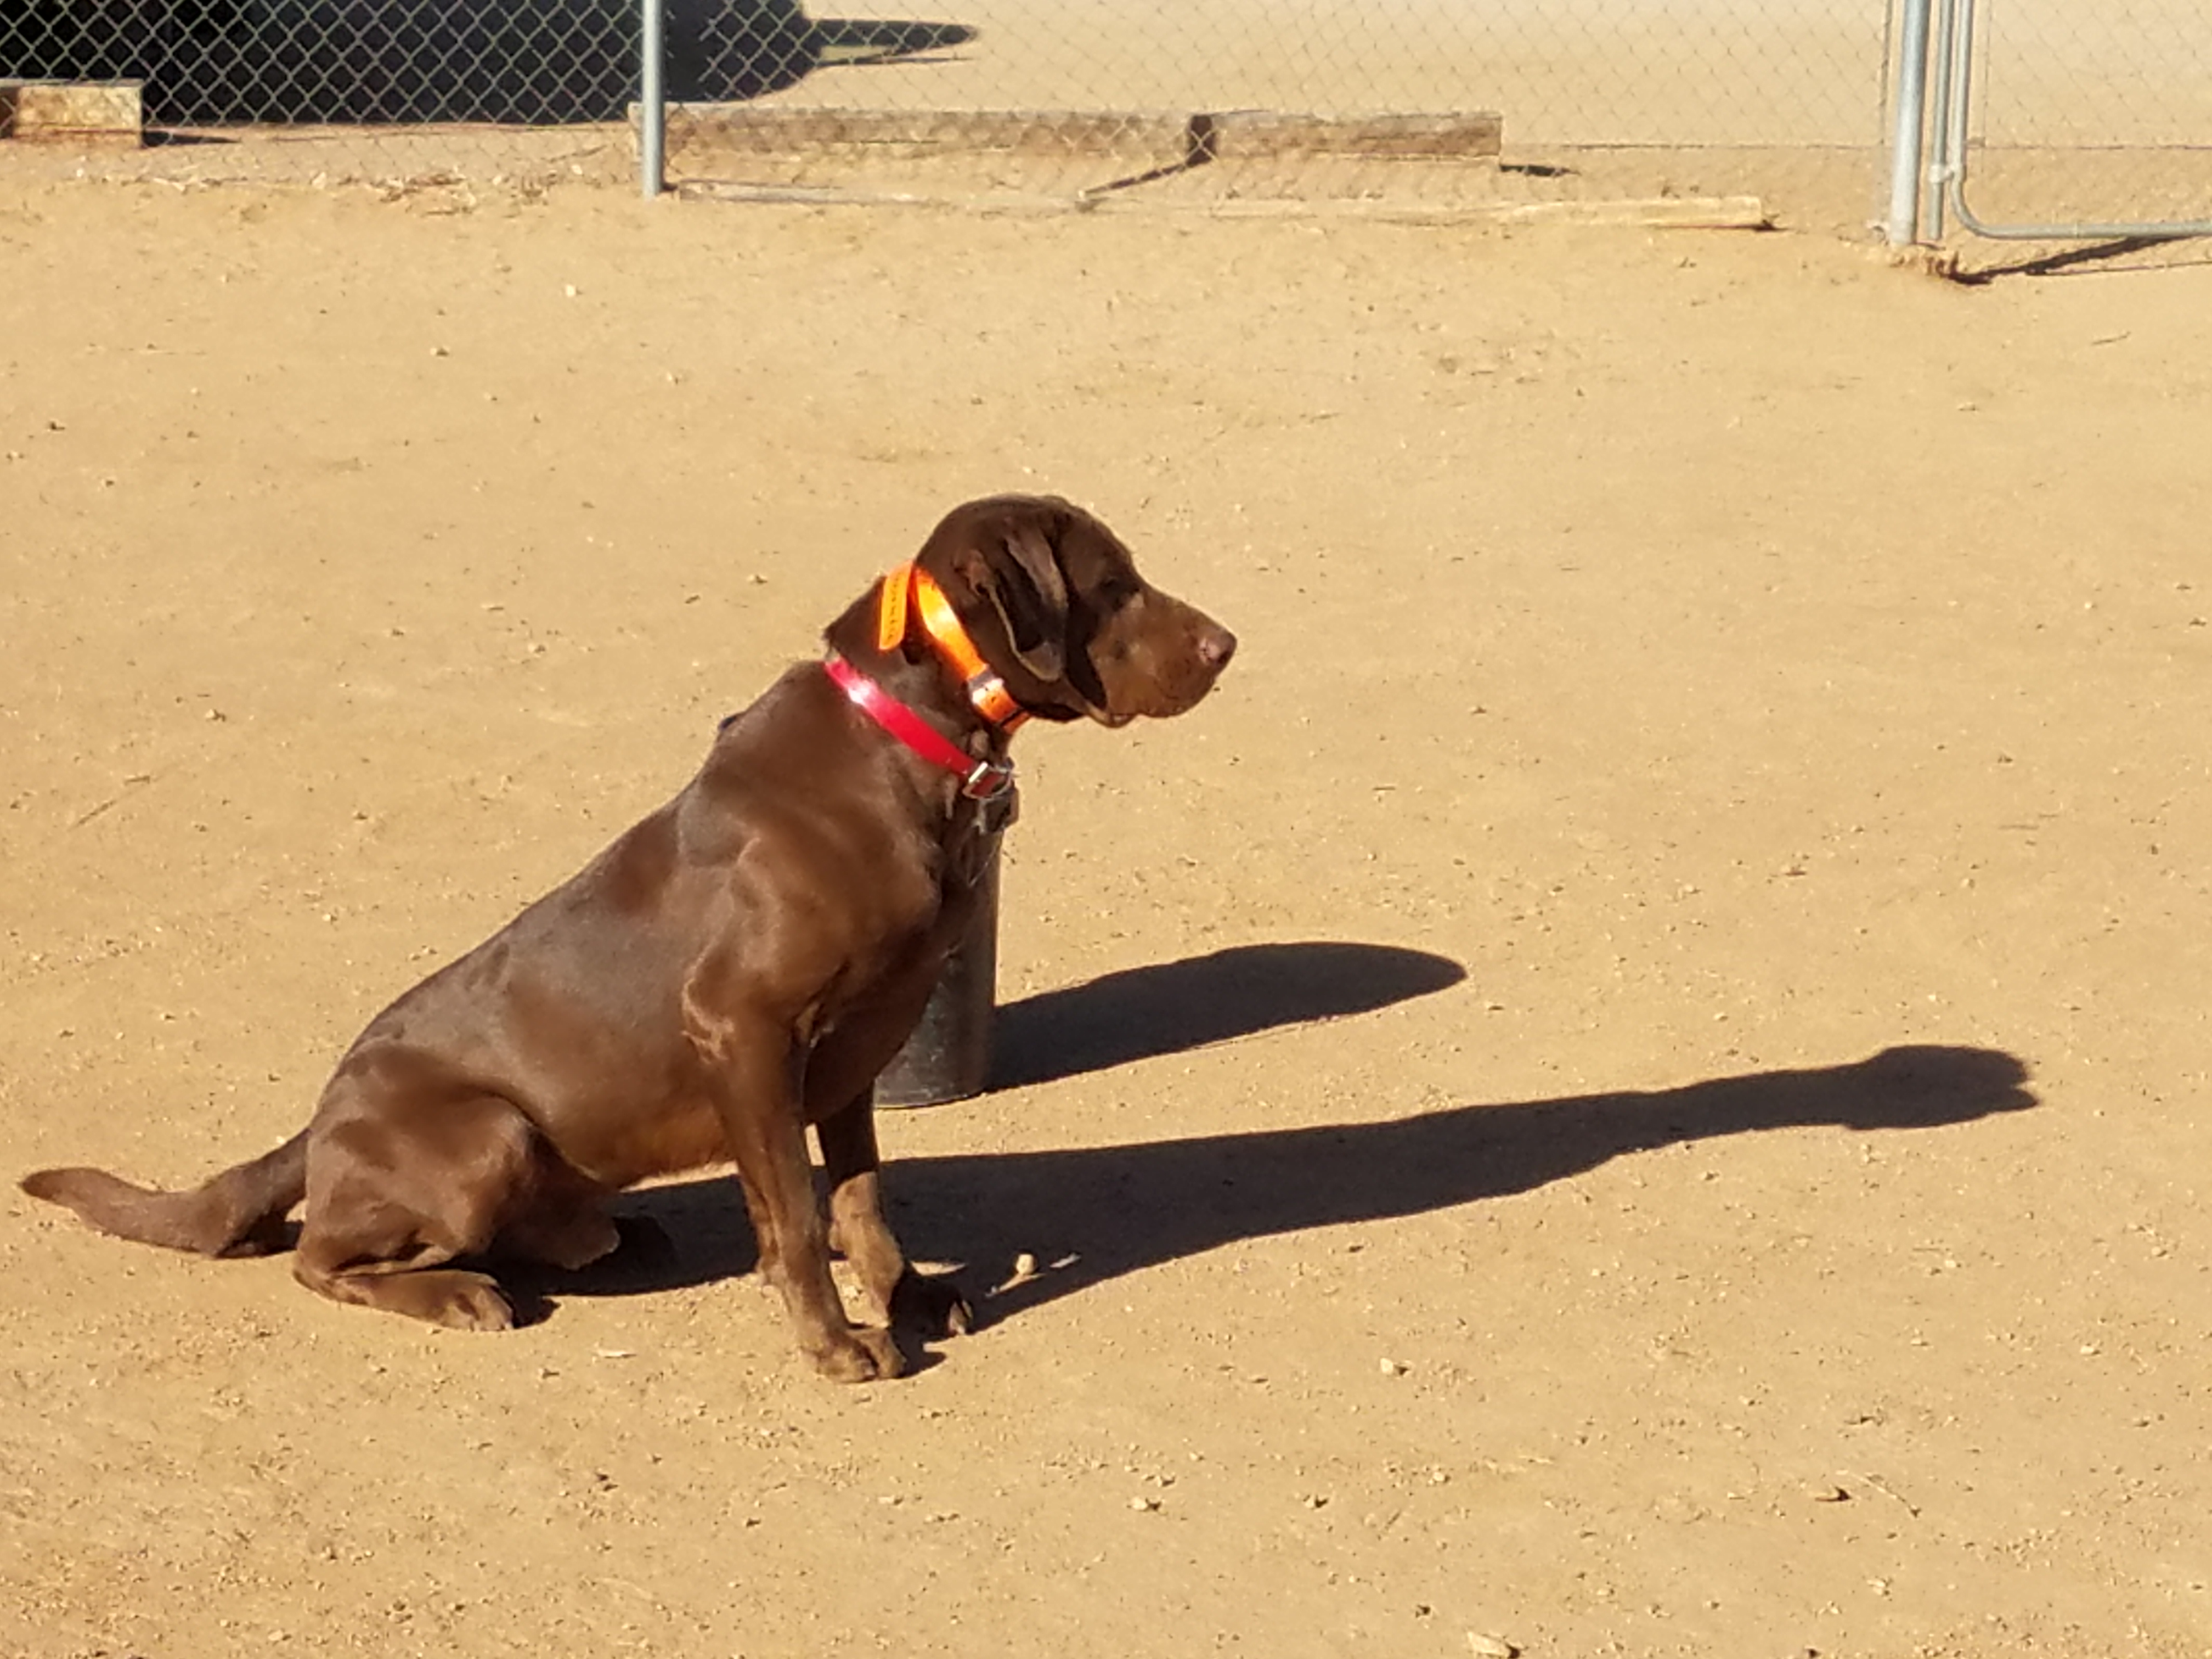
[[3, 1, 975, 126], [565, 1043, 2037, 1324]]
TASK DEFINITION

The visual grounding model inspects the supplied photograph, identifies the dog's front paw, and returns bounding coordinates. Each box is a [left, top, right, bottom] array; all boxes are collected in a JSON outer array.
[[809, 1324, 907, 1384], [891, 1268, 974, 1340]]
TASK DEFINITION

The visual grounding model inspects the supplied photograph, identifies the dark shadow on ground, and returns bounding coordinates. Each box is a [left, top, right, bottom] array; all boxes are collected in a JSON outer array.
[[1952, 234, 2212, 285], [3, 0, 974, 125], [990, 941, 1469, 1090], [557, 1045, 2036, 1325]]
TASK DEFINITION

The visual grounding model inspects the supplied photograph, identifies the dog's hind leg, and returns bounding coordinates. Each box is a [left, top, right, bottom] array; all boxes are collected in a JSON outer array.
[[498, 1150, 623, 1272], [290, 1090, 537, 1332]]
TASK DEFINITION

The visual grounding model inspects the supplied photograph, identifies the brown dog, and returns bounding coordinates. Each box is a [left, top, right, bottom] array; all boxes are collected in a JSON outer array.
[[21, 494, 1235, 1382]]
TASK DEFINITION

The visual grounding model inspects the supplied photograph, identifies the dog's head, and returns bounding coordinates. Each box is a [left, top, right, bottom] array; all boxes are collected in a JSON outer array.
[[914, 494, 1237, 726]]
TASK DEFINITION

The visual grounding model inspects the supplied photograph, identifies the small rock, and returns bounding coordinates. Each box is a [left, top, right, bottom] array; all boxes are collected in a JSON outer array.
[[1013, 1252, 1039, 1278], [1466, 1634, 1517, 1658], [1805, 1483, 1849, 1503], [1129, 1496, 1159, 1513], [1379, 1357, 1408, 1376]]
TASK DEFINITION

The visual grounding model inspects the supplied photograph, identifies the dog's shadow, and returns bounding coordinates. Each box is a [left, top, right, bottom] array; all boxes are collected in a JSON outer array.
[[543, 945, 2037, 1325]]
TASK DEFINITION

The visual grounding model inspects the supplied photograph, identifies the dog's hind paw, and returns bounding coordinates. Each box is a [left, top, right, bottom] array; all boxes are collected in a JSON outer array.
[[420, 1271, 517, 1332]]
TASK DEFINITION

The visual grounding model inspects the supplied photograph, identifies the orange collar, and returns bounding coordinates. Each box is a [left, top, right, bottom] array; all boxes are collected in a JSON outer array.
[[876, 561, 1029, 731]]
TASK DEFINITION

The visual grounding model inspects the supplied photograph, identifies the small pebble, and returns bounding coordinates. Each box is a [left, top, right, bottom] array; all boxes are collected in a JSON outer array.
[[1379, 1357, 1408, 1376], [1013, 1252, 1039, 1278], [1806, 1483, 1849, 1503], [1129, 1496, 1159, 1513], [1466, 1635, 1517, 1658]]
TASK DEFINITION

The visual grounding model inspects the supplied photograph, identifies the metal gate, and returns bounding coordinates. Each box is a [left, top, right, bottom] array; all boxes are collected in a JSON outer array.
[[1889, 0, 2212, 244]]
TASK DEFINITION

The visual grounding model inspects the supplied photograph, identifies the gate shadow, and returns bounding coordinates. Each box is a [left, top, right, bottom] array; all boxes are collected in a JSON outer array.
[[565, 1043, 2036, 1323]]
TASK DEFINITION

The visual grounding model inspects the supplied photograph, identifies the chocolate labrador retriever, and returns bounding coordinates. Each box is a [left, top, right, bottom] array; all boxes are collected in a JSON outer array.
[[21, 494, 1235, 1382]]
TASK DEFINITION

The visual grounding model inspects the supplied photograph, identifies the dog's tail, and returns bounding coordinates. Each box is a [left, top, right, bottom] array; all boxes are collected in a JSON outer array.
[[20, 1130, 309, 1258]]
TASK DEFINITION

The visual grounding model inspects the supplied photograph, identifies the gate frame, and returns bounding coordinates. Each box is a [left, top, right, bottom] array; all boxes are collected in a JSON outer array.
[[1888, 0, 2212, 244]]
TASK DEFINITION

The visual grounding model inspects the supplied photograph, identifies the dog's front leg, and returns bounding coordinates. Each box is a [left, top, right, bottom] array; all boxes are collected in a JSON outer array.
[[698, 1020, 905, 1384], [817, 1098, 973, 1340]]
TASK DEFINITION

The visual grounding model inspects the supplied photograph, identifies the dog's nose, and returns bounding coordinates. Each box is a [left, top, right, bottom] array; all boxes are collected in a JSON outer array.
[[1197, 626, 1238, 670]]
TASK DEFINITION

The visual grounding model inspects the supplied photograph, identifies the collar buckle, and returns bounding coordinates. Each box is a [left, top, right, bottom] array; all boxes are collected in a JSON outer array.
[[962, 755, 1017, 801]]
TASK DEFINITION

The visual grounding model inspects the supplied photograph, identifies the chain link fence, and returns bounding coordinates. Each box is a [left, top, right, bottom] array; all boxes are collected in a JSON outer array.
[[650, 1, 1888, 225], [2, 0, 641, 184], [2, 1, 2209, 235], [2, 0, 635, 124]]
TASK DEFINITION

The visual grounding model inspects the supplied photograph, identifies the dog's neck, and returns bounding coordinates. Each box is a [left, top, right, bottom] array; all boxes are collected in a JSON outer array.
[[822, 584, 1017, 792], [882, 561, 1031, 732], [819, 591, 1021, 851], [821, 573, 1022, 766]]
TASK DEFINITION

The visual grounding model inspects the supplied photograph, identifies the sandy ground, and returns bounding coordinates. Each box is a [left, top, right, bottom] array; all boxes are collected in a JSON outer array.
[[3, 174, 2211, 1659]]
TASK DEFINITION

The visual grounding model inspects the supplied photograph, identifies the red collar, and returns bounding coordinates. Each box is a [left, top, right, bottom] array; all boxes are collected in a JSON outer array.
[[822, 653, 1017, 800]]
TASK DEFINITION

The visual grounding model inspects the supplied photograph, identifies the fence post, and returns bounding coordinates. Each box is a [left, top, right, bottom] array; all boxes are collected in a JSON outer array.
[[1885, 0, 1934, 243], [639, 0, 666, 198]]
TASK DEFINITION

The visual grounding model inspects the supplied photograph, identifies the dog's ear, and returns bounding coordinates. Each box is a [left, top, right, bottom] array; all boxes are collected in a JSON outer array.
[[959, 516, 1069, 682]]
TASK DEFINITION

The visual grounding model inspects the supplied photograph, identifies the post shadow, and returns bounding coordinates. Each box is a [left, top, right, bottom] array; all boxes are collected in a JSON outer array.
[[991, 941, 1470, 1090], [570, 1041, 2036, 1327]]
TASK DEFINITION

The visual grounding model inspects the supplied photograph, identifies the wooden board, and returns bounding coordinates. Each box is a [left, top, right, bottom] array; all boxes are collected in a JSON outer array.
[[676, 180, 1771, 232], [2, 80, 144, 145], [645, 106, 1502, 167], [652, 106, 1195, 162], [1198, 111, 1500, 160]]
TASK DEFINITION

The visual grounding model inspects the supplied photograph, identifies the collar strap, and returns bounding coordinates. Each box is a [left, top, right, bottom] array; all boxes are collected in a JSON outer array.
[[876, 561, 1029, 731], [823, 653, 1015, 801]]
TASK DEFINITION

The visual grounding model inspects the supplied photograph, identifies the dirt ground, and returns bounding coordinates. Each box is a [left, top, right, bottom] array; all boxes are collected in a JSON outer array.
[[2, 172, 2209, 1659]]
